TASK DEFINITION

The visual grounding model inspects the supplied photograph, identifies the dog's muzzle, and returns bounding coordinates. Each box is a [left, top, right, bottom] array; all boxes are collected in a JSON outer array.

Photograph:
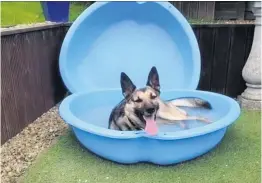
[[143, 106, 158, 117], [145, 108, 155, 114]]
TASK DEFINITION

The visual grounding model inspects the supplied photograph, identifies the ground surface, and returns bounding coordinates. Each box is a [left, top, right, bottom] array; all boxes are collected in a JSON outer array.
[[21, 110, 261, 183], [1, 2, 87, 26], [1, 2, 254, 27], [1, 107, 67, 183]]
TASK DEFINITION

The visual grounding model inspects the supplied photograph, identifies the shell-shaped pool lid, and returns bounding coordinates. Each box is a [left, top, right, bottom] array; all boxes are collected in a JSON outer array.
[[59, 2, 240, 165]]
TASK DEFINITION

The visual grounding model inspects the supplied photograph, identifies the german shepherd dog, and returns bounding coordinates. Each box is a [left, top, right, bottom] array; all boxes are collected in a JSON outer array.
[[109, 67, 211, 135]]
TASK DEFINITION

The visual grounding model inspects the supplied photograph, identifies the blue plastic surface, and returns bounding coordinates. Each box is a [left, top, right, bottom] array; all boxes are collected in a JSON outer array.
[[58, 1, 241, 165], [59, 90, 240, 165], [59, 1, 201, 93], [41, 1, 69, 22]]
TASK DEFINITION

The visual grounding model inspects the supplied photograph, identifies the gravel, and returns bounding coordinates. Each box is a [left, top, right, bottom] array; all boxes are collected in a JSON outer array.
[[1, 106, 68, 183]]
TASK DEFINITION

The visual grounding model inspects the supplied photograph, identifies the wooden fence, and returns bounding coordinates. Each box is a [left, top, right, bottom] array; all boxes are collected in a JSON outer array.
[[77, 2, 253, 20], [194, 24, 254, 96], [1, 24, 67, 144], [215, 1, 246, 20], [1, 23, 254, 144], [170, 1, 215, 20]]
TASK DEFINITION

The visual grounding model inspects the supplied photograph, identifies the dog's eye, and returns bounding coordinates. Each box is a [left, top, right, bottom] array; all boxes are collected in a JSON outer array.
[[134, 98, 142, 103], [150, 94, 157, 99]]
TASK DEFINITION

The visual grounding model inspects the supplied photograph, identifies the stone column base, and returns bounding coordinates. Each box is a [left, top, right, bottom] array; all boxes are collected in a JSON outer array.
[[237, 95, 261, 110]]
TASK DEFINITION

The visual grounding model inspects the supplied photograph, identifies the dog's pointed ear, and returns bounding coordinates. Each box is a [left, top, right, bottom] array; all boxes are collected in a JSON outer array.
[[120, 72, 136, 98], [146, 66, 160, 93]]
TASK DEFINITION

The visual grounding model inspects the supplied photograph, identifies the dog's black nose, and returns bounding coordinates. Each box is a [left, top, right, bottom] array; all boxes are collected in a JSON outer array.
[[146, 108, 155, 114]]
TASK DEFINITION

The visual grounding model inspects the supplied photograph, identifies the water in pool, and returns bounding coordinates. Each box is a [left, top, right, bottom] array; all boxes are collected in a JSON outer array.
[[78, 105, 220, 133]]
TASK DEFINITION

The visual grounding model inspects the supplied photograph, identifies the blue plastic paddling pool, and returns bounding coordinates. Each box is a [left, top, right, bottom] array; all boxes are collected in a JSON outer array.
[[59, 2, 240, 165]]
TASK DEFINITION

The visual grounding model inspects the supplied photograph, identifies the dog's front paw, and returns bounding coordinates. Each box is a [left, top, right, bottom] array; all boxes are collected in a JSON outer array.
[[179, 121, 188, 129], [201, 117, 212, 123]]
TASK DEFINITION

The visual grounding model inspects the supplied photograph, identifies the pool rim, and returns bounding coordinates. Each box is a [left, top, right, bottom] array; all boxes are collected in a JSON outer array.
[[59, 89, 241, 140]]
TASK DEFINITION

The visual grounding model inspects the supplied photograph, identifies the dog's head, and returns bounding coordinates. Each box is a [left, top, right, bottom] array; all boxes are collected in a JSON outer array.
[[120, 66, 160, 122]]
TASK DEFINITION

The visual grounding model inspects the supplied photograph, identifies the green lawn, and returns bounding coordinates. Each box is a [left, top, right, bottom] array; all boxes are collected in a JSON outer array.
[[22, 110, 261, 183], [1, 2, 87, 27], [1, 2, 253, 27]]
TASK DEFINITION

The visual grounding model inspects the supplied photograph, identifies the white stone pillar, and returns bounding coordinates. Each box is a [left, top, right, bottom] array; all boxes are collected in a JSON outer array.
[[239, 1, 261, 110]]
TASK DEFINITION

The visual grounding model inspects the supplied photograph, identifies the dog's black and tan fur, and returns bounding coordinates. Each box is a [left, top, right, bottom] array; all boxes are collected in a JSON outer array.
[[109, 67, 211, 131]]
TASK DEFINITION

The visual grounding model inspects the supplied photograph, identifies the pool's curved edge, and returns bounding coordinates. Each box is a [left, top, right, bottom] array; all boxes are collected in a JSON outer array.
[[59, 92, 143, 139], [59, 2, 109, 93], [71, 125, 227, 165], [159, 3, 201, 90], [59, 90, 241, 140], [59, 1, 201, 93]]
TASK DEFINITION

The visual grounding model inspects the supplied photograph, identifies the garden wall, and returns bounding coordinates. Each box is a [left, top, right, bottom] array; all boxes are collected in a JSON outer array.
[[1, 23, 254, 144], [1, 24, 67, 144]]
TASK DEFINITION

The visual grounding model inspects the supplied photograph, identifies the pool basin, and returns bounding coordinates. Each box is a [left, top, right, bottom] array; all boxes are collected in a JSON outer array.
[[59, 90, 240, 165]]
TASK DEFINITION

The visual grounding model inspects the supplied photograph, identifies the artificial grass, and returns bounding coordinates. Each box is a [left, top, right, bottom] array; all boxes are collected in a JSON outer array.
[[22, 110, 261, 183], [0, 2, 87, 27]]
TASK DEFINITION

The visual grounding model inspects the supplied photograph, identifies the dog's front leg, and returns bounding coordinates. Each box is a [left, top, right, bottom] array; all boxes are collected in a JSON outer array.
[[156, 116, 188, 129], [157, 102, 211, 124], [157, 100, 188, 121], [183, 116, 211, 123], [158, 113, 211, 124], [157, 110, 188, 121], [178, 121, 187, 129]]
